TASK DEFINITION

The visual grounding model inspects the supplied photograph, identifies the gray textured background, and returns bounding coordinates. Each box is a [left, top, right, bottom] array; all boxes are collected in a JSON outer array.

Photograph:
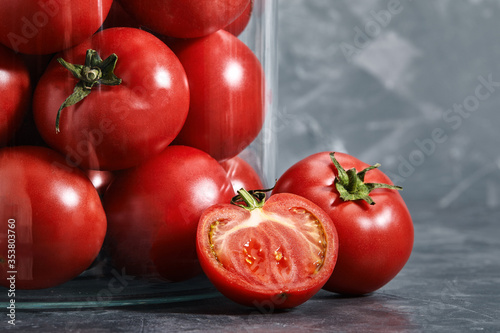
[[276, 0, 500, 211]]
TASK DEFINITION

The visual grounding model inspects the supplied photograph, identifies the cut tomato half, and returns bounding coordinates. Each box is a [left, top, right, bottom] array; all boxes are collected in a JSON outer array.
[[197, 189, 338, 309]]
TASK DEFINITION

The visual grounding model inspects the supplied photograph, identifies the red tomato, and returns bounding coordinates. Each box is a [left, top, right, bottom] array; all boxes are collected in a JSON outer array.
[[103, 145, 234, 282], [33, 28, 190, 171], [0, 0, 112, 55], [118, 0, 250, 38], [101, 1, 140, 30], [83, 169, 115, 197], [0, 146, 106, 289], [220, 156, 264, 194], [18, 52, 53, 88], [170, 30, 265, 161], [273, 152, 414, 295], [7, 112, 47, 148], [197, 189, 338, 308], [0, 45, 31, 146], [224, 0, 254, 36]]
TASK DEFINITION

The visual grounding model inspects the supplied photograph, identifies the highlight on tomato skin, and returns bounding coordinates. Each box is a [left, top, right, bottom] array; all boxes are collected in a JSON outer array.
[[0, 44, 31, 147], [103, 145, 235, 283], [196, 190, 339, 309], [83, 169, 115, 197], [273, 151, 414, 295], [33, 27, 190, 171], [0, 146, 107, 290], [170, 29, 265, 162]]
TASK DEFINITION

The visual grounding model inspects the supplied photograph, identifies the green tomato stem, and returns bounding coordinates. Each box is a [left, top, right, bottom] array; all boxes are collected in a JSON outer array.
[[55, 49, 122, 133], [230, 187, 274, 211], [330, 152, 402, 205]]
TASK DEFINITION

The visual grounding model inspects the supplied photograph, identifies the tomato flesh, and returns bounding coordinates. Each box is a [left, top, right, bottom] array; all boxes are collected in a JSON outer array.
[[210, 207, 327, 289], [197, 192, 338, 308]]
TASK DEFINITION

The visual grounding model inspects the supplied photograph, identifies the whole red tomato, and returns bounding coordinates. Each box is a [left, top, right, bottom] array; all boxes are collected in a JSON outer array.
[[0, 45, 31, 146], [197, 189, 338, 308], [33, 28, 190, 171], [273, 152, 414, 295], [0, 0, 112, 55], [170, 30, 265, 161], [118, 0, 250, 38], [220, 156, 264, 194], [103, 145, 235, 282], [0, 146, 107, 289], [224, 0, 254, 36]]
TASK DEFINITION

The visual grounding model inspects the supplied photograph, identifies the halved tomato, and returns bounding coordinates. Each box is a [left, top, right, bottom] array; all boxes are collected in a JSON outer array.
[[197, 189, 338, 309]]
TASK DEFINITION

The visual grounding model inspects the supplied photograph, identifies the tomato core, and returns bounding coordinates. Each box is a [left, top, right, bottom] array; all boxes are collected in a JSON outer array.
[[208, 206, 328, 288]]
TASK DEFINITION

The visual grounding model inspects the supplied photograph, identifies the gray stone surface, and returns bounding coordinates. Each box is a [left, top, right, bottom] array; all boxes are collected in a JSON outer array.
[[6, 202, 500, 332]]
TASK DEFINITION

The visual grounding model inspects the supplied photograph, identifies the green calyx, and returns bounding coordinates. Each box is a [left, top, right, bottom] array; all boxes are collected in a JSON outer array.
[[330, 152, 402, 205], [55, 49, 122, 133], [231, 187, 274, 211]]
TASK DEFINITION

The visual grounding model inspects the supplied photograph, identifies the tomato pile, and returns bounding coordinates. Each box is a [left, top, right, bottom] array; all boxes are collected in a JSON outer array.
[[0, 1, 413, 309]]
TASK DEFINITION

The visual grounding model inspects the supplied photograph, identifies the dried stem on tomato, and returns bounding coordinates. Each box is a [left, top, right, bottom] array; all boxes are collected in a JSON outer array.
[[55, 49, 122, 133]]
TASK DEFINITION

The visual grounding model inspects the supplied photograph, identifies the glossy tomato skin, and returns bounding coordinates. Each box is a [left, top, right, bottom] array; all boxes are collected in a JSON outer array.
[[83, 169, 115, 197], [220, 156, 264, 194], [33, 28, 190, 171], [118, 0, 250, 38], [170, 30, 265, 161], [0, 146, 107, 289], [224, 0, 253, 36], [103, 145, 234, 282], [197, 192, 339, 309], [0, 45, 31, 146], [273, 152, 414, 295], [0, 0, 112, 55]]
